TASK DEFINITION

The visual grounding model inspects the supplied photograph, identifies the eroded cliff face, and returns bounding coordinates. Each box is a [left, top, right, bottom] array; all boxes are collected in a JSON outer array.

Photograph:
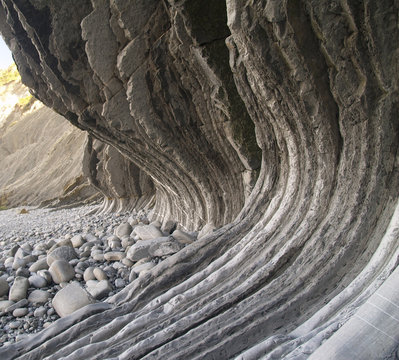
[[0, 0, 398, 359], [0, 65, 98, 208]]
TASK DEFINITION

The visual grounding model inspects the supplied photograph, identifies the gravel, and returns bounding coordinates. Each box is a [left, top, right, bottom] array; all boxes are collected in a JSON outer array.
[[0, 205, 197, 347]]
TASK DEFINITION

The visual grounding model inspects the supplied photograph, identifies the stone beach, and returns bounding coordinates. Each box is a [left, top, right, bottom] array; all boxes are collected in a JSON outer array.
[[0, 205, 196, 346]]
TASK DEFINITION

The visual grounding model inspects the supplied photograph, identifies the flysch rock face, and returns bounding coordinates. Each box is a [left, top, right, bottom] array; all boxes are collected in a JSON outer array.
[[0, 69, 98, 209], [0, 1, 398, 359]]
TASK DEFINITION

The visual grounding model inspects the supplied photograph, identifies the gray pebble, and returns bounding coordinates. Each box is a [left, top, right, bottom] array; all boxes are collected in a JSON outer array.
[[13, 307, 28, 317]]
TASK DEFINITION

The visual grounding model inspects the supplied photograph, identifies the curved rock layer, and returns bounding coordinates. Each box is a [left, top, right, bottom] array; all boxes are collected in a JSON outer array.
[[83, 136, 155, 213], [1, 0, 398, 359]]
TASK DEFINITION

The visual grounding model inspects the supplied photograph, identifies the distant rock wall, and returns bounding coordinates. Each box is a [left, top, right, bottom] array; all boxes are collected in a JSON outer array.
[[0, 71, 97, 208], [0, 1, 398, 359]]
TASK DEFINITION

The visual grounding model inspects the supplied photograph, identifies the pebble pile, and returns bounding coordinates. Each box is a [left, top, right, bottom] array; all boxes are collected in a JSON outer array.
[[0, 205, 197, 346]]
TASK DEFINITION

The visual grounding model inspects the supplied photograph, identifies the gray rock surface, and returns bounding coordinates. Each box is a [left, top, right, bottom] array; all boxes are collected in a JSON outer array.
[[28, 275, 47, 289], [0, 1, 398, 359], [49, 260, 75, 284], [52, 283, 95, 318], [127, 237, 169, 261], [0, 278, 9, 297], [0, 66, 98, 208], [27, 290, 50, 305], [0, 301, 13, 312], [8, 277, 29, 302], [28, 258, 49, 273], [114, 223, 132, 238], [47, 246, 77, 266], [86, 280, 112, 300], [133, 225, 163, 241], [12, 308, 28, 317]]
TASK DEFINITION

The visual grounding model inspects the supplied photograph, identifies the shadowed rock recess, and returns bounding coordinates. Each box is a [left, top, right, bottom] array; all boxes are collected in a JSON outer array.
[[0, 0, 398, 359]]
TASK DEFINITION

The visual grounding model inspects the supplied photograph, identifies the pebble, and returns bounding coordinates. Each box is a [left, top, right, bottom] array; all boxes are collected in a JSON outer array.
[[92, 253, 105, 262], [131, 262, 155, 275], [49, 260, 75, 284], [52, 282, 95, 317], [104, 252, 125, 261], [13, 307, 28, 317], [127, 237, 169, 261], [148, 240, 182, 257], [133, 224, 163, 241], [121, 237, 134, 248], [37, 270, 52, 283], [47, 246, 77, 266], [28, 290, 50, 304], [9, 321, 21, 329], [114, 279, 125, 288], [87, 280, 112, 299], [0, 205, 192, 345], [0, 277, 9, 297], [33, 306, 47, 317], [0, 300, 14, 312], [83, 267, 96, 282], [9, 276, 29, 302], [15, 268, 31, 278], [71, 235, 85, 248], [28, 275, 47, 288], [29, 258, 49, 272], [115, 223, 132, 238], [12, 258, 27, 270], [5, 298, 28, 311]]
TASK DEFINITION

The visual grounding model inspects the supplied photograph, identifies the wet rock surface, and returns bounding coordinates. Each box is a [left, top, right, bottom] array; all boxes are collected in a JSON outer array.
[[0, 205, 196, 346]]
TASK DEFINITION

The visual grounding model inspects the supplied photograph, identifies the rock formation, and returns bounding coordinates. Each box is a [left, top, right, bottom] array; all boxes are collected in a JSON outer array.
[[0, 65, 98, 208], [0, 0, 398, 359]]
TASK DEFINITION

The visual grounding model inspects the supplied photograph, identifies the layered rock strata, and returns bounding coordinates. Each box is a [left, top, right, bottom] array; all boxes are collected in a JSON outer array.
[[0, 0, 398, 359], [83, 137, 155, 214], [0, 69, 98, 208]]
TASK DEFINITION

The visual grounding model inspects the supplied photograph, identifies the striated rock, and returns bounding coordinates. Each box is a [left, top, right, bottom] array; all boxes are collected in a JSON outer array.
[[0, 1, 398, 359], [148, 240, 182, 257], [171, 229, 195, 245], [0, 66, 98, 208]]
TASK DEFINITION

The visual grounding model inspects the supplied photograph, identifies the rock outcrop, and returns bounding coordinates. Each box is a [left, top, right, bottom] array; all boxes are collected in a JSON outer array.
[[0, 65, 98, 208], [0, 1, 398, 359]]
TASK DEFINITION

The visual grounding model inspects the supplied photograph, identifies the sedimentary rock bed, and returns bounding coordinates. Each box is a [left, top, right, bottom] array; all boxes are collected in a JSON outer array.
[[0, 70, 98, 208], [0, 0, 398, 359]]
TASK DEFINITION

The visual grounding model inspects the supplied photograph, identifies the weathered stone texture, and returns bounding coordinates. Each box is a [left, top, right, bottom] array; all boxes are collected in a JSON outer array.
[[0, 0, 398, 359]]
